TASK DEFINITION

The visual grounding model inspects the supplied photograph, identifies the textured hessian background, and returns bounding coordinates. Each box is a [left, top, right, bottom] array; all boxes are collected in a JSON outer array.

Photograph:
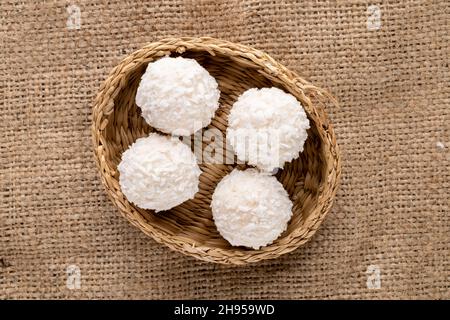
[[0, 0, 448, 299]]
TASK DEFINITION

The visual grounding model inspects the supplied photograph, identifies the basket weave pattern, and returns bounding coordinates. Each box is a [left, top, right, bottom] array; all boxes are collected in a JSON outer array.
[[92, 37, 341, 265]]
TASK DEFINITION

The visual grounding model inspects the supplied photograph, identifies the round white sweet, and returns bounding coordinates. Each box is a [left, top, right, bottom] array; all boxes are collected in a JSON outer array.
[[227, 87, 310, 172], [136, 56, 220, 135], [211, 169, 293, 249], [118, 133, 201, 212]]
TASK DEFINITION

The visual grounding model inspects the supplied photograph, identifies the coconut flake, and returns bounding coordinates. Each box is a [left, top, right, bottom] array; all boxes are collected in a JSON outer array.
[[118, 133, 201, 212], [227, 87, 310, 172], [211, 169, 293, 249], [136, 56, 220, 135]]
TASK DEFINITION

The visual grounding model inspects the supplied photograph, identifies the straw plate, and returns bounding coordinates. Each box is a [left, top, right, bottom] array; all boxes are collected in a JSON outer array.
[[92, 37, 341, 265]]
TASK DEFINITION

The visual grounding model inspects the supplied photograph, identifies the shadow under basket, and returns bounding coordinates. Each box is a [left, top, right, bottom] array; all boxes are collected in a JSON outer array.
[[92, 37, 341, 265]]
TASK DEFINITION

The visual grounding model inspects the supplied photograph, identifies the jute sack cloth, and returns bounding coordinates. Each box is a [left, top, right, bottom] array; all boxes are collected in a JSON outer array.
[[0, 0, 448, 299]]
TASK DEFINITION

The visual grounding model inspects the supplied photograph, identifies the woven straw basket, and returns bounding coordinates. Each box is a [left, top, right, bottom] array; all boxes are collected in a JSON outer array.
[[92, 37, 341, 265]]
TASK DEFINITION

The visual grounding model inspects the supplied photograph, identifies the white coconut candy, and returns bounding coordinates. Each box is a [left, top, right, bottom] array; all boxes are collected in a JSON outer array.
[[227, 87, 310, 172], [136, 56, 220, 135], [118, 133, 201, 212], [211, 169, 293, 249]]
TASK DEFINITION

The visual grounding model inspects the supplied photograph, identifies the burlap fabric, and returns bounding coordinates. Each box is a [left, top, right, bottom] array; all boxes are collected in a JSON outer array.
[[0, 0, 448, 299]]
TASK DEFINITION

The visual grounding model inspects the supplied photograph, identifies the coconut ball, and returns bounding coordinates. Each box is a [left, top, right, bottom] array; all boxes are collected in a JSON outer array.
[[136, 56, 220, 135], [211, 169, 293, 249], [227, 87, 310, 172], [118, 133, 201, 212]]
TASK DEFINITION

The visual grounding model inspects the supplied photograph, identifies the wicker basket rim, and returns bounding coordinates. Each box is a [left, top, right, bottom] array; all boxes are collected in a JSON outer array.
[[92, 37, 341, 265]]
